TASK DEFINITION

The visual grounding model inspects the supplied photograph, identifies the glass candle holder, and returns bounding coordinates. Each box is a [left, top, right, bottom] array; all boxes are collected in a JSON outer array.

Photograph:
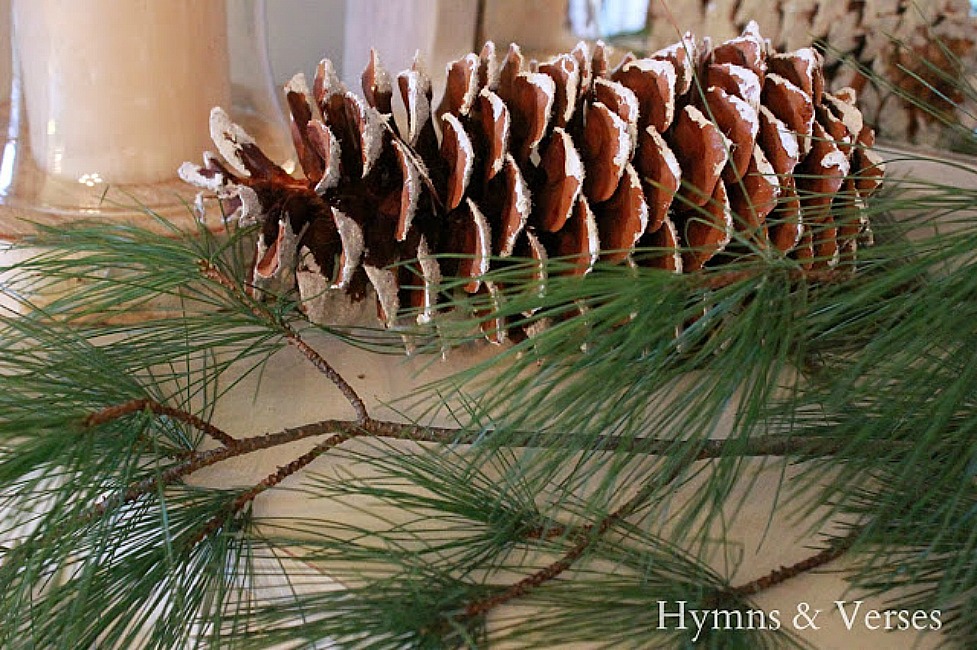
[[0, 0, 292, 228], [568, 0, 650, 44]]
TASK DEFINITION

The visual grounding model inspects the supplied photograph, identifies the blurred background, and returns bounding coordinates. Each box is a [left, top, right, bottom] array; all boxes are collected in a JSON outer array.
[[265, 0, 344, 84], [3, 0, 977, 164]]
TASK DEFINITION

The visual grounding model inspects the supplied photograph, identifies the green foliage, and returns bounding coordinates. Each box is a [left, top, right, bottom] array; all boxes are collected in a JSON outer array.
[[0, 171, 975, 648]]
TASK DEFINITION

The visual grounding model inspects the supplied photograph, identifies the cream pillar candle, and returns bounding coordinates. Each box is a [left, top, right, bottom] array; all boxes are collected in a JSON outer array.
[[12, 0, 230, 185]]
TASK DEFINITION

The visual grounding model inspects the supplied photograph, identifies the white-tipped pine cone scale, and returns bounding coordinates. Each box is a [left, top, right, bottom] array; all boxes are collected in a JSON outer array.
[[180, 21, 884, 338]]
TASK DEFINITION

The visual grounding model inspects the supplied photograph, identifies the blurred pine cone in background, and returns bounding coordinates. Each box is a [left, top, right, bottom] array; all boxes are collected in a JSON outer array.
[[643, 0, 977, 145]]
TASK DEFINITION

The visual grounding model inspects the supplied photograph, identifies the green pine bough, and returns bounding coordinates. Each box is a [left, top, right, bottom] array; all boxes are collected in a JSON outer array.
[[1, 28, 977, 650]]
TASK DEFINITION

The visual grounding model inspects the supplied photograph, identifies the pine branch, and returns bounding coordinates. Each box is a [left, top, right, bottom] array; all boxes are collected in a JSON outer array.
[[460, 446, 697, 621], [462, 488, 859, 633], [86, 408, 855, 523], [79, 392, 860, 618], [462, 498, 635, 620], [727, 531, 859, 599], [446, 436, 862, 630], [189, 432, 352, 545], [197, 260, 370, 422], [87, 419, 363, 519], [84, 398, 239, 447]]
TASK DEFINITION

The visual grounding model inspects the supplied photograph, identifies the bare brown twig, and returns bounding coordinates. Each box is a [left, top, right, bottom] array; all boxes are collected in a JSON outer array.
[[85, 398, 239, 447], [728, 532, 858, 599], [88, 412, 849, 522], [197, 259, 370, 422], [687, 531, 860, 616], [462, 447, 700, 620], [188, 432, 353, 545]]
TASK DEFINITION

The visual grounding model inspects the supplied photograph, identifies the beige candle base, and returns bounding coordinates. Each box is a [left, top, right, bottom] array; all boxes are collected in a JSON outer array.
[[0, 97, 289, 220]]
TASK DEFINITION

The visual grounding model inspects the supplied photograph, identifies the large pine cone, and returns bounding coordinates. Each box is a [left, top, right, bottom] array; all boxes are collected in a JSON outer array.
[[181, 21, 884, 340]]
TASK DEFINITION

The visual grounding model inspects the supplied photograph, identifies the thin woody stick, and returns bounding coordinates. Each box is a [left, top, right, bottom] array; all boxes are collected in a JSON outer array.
[[728, 532, 858, 598], [85, 397, 239, 447], [198, 259, 370, 423], [87, 410, 852, 522], [188, 432, 353, 545]]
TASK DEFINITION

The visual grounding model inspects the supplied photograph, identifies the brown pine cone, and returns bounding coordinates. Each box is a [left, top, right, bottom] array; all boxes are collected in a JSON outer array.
[[180, 22, 884, 340]]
